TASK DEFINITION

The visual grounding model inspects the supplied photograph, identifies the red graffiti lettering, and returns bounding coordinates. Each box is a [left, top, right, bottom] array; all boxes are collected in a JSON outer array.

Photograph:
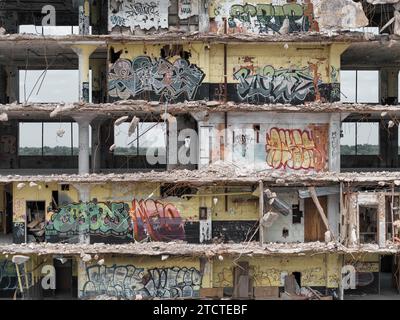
[[130, 199, 185, 242]]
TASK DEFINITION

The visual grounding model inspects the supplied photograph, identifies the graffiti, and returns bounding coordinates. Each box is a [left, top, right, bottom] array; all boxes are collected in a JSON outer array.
[[13, 222, 25, 244], [45, 202, 134, 241], [225, 2, 318, 34], [199, 220, 212, 243], [178, 0, 199, 19], [212, 221, 259, 243], [131, 199, 186, 242], [0, 259, 30, 291], [0, 260, 18, 291], [266, 126, 328, 171], [109, 56, 205, 101], [234, 64, 323, 104], [109, 0, 169, 31], [45, 200, 188, 243], [82, 264, 202, 299]]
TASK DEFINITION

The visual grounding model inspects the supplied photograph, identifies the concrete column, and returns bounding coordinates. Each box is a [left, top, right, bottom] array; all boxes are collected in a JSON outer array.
[[79, 0, 91, 35], [90, 58, 104, 103], [91, 119, 104, 173], [329, 113, 341, 173], [71, 44, 98, 103], [5, 65, 19, 103], [378, 193, 386, 248], [72, 183, 92, 244], [328, 194, 340, 239], [167, 119, 178, 170], [73, 114, 96, 175], [380, 68, 399, 104], [379, 120, 398, 168], [198, 0, 210, 33]]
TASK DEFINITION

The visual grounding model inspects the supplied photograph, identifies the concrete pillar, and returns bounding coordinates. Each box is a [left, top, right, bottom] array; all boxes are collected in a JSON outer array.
[[72, 183, 92, 244], [378, 193, 386, 248], [90, 0, 101, 35], [79, 0, 91, 35], [167, 119, 178, 170], [380, 68, 399, 104], [90, 58, 103, 103], [379, 120, 399, 168], [198, 0, 210, 33], [328, 194, 340, 239], [72, 44, 98, 103], [91, 119, 104, 173], [5, 65, 19, 103], [329, 113, 341, 173], [73, 114, 96, 175]]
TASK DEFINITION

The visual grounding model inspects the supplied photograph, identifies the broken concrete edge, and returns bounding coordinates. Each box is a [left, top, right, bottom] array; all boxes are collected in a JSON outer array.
[[0, 30, 392, 44], [2, 101, 400, 116], [0, 241, 399, 257], [2, 170, 400, 186]]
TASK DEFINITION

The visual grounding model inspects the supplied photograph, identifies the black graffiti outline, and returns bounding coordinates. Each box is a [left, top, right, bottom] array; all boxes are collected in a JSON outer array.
[[109, 56, 205, 101], [82, 264, 202, 299]]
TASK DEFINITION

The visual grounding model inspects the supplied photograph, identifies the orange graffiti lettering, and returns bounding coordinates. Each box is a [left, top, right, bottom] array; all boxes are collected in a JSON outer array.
[[266, 126, 327, 171]]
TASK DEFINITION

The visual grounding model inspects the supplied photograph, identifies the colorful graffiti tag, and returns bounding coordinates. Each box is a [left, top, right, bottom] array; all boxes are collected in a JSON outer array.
[[131, 199, 186, 242], [45, 202, 134, 241], [81, 264, 202, 299], [233, 64, 323, 104], [109, 0, 169, 31], [45, 200, 187, 243], [266, 126, 328, 171], [108, 56, 205, 101], [213, 1, 318, 34]]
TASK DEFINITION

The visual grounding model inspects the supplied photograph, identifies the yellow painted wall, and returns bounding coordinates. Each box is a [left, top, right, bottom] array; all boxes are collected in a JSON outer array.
[[210, 43, 347, 85], [213, 254, 342, 288], [201, 187, 259, 221], [13, 182, 79, 223], [109, 42, 210, 82], [109, 43, 347, 86], [344, 253, 380, 273], [12, 181, 201, 223]]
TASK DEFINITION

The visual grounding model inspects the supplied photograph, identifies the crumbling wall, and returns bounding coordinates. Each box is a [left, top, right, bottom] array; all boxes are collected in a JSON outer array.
[[263, 191, 305, 243], [213, 254, 341, 290], [344, 253, 380, 294], [209, 43, 341, 104], [209, 0, 368, 35], [108, 0, 202, 34], [107, 43, 207, 103], [107, 42, 343, 105], [204, 112, 332, 173]]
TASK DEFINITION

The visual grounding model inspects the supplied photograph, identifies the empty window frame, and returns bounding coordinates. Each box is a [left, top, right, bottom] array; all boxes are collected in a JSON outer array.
[[114, 122, 167, 156], [19, 26, 92, 35], [340, 70, 379, 103], [341, 122, 379, 155], [359, 205, 378, 244], [19, 70, 92, 103], [19, 122, 91, 156]]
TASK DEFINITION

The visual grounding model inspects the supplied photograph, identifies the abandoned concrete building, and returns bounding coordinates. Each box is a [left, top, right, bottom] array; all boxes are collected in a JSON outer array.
[[2, 0, 400, 300]]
